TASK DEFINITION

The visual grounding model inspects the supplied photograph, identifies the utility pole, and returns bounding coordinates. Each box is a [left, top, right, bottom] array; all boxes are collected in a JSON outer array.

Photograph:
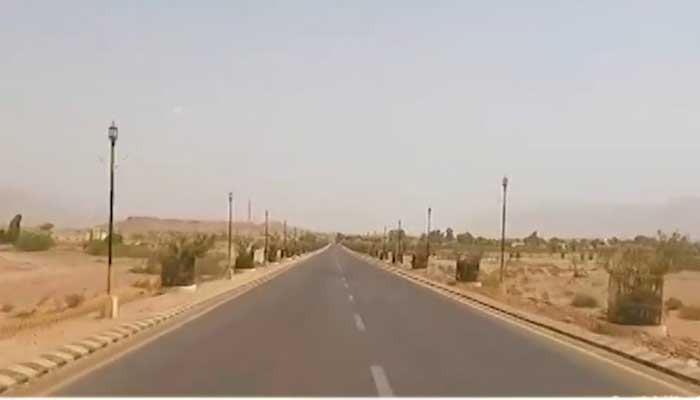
[[500, 176, 509, 284], [264, 210, 269, 265], [426, 207, 432, 258], [248, 199, 252, 222], [293, 226, 298, 255], [107, 122, 118, 296], [228, 192, 233, 277], [397, 219, 403, 263], [283, 220, 287, 258], [382, 226, 387, 259]]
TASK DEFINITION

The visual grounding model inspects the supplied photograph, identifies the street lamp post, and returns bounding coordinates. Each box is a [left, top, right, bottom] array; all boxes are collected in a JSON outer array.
[[107, 122, 118, 296], [228, 192, 233, 277], [500, 176, 509, 284]]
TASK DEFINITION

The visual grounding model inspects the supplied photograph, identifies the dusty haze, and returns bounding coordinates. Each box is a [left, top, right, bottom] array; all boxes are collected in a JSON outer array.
[[2, 1, 700, 237]]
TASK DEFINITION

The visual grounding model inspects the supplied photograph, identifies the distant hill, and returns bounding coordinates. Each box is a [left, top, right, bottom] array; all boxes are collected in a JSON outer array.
[[105, 216, 296, 237], [468, 197, 700, 239]]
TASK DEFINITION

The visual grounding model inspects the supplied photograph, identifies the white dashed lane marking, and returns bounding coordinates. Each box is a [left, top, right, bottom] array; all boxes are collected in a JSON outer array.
[[354, 313, 366, 332], [348, 294, 354, 302], [370, 365, 394, 396]]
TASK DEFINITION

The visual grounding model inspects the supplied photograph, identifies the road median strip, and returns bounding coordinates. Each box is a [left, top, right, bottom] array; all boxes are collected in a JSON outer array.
[[348, 249, 700, 389], [0, 248, 325, 395]]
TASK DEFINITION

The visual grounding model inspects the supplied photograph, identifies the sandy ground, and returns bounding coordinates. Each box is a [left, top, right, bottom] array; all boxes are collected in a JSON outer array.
[[421, 253, 700, 360], [0, 246, 148, 320], [0, 261, 294, 371]]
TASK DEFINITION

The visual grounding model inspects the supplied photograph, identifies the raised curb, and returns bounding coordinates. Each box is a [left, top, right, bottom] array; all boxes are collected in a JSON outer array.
[[350, 250, 700, 390], [0, 247, 326, 395]]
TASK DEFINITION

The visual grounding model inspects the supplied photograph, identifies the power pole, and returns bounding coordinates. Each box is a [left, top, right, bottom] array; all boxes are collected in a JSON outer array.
[[426, 207, 432, 258], [500, 176, 509, 284], [397, 219, 402, 263], [382, 225, 387, 259], [248, 199, 252, 223], [264, 210, 269, 265], [283, 220, 287, 258], [228, 192, 233, 276]]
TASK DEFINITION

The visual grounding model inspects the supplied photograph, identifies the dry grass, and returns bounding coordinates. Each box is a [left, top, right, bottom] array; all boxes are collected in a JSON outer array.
[[571, 293, 599, 308], [64, 293, 85, 309], [15, 308, 37, 318], [666, 297, 684, 311], [679, 305, 700, 321], [132, 277, 160, 291]]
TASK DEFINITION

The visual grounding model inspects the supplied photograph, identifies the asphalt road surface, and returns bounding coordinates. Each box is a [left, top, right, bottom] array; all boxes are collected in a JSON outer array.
[[55, 245, 687, 396]]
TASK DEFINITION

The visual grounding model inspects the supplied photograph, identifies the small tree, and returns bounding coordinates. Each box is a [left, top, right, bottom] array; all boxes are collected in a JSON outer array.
[[14, 231, 54, 251], [445, 227, 455, 242], [160, 235, 215, 287], [604, 231, 689, 325]]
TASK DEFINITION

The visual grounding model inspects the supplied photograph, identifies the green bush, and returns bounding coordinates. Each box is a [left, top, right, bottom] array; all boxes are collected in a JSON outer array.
[[160, 235, 215, 287], [679, 305, 700, 320], [571, 293, 599, 308], [14, 231, 54, 251], [235, 252, 255, 269], [665, 297, 684, 311], [85, 240, 152, 258]]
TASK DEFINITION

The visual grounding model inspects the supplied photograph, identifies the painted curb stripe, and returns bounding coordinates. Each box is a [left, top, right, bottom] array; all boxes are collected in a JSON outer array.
[[77, 339, 104, 350], [110, 327, 133, 336], [0, 373, 18, 386], [91, 335, 114, 344], [7, 364, 38, 377], [62, 344, 89, 356], [41, 354, 68, 366], [19, 362, 49, 375], [27, 357, 57, 369], [46, 351, 77, 361], [99, 332, 122, 341]]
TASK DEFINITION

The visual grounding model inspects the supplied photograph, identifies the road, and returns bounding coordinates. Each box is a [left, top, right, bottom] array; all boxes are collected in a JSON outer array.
[[54, 244, 688, 396]]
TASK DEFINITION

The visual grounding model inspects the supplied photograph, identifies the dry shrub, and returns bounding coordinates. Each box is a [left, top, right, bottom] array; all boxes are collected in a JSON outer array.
[[480, 270, 501, 288], [507, 285, 522, 296], [666, 297, 684, 311], [15, 308, 36, 318], [64, 293, 85, 309], [571, 293, 598, 308], [132, 277, 160, 291], [52, 297, 65, 312], [36, 294, 51, 308], [0, 303, 14, 313], [679, 305, 700, 321]]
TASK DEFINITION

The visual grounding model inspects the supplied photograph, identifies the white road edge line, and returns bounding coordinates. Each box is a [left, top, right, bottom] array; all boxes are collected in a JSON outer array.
[[370, 365, 394, 397], [354, 313, 366, 332]]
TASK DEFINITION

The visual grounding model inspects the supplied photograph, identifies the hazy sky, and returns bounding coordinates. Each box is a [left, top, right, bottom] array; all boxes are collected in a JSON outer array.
[[3, 1, 700, 236]]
